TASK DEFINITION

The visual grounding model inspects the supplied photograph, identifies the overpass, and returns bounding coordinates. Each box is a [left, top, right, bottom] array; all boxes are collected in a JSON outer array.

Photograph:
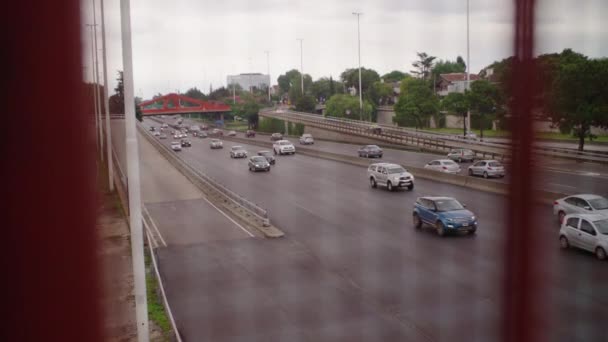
[[139, 93, 231, 117]]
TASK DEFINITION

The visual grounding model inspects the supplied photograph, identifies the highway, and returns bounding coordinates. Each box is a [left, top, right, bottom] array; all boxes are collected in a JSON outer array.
[[140, 117, 608, 342]]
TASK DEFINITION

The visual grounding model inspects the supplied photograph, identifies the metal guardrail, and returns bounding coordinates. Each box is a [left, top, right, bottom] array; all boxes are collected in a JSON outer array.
[[137, 122, 271, 227]]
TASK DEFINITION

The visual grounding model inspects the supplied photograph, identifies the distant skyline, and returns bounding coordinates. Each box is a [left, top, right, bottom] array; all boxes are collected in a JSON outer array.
[[81, 0, 607, 100]]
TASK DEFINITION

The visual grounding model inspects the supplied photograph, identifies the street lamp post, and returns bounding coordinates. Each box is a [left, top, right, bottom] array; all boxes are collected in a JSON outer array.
[[353, 12, 363, 121], [297, 38, 304, 95]]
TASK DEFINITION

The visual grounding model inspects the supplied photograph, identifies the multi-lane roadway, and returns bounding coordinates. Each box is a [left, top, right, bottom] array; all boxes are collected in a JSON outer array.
[[138, 117, 608, 342]]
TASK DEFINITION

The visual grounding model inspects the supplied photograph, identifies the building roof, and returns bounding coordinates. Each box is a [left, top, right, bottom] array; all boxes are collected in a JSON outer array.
[[439, 73, 481, 83]]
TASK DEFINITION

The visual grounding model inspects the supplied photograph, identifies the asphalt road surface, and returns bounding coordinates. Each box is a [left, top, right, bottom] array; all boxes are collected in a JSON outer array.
[[141, 118, 608, 342]]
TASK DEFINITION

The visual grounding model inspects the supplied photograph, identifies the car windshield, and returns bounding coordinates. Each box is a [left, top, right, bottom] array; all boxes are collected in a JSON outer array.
[[387, 167, 406, 174], [279, 141, 291, 145], [251, 157, 266, 162], [589, 197, 608, 210], [368, 145, 380, 150], [211, 139, 219, 143], [434, 199, 465, 212], [594, 219, 608, 234]]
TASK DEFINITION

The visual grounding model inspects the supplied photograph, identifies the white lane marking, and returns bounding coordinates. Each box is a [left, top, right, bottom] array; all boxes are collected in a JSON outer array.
[[142, 217, 159, 249], [200, 195, 255, 238], [144, 230, 183, 342], [143, 204, 168, 247]]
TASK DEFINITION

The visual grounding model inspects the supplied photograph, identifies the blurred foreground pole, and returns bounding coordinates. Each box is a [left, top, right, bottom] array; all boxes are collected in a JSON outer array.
[[504, 0, 545, 342], [2, 0, 101, 341], [120, 0, 150, 340], [101, 0, 114, 191]]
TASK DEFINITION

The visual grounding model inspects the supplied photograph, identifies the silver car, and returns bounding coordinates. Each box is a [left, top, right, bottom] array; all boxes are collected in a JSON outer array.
[[560, 213, 608, 260], [210, 139, 223, 149], [424, 159, 461, 174], [553, 194, 608, 224], [299, 134, 314, 145], [467, 160, 505, 178], [170, 141, 182, 151], [447, 148, 476, 162], [230, 146, 248, 158], [368, 163, 414, 191]]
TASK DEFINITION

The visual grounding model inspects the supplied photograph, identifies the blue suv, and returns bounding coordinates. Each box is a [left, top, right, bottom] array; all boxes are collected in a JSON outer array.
[[413, 197, 477, 236]]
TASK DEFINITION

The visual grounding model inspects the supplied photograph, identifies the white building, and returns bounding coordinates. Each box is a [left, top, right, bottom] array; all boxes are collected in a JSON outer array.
[[227, 73, 270, 92]]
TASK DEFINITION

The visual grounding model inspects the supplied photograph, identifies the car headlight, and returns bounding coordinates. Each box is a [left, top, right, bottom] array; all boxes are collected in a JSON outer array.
[[447, 218, 454, 222], [471, 216, 476, 221]]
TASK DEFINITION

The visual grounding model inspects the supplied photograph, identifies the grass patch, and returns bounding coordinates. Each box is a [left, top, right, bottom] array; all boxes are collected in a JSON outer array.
[[225, 121, 249, 131], [423, 128, 511, 137], [145, 248, 173, 341]]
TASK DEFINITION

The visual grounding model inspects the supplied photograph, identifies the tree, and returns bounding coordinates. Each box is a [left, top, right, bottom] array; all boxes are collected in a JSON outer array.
[[368, 81, 394, 106], [231, 94, 261, 128], [294, 95, 316, 113], [548, 58, 608, 151], [325, 94, 373, 121], [467, 80, 502, 140], [109, 71, 124, 114], [277, 69, 312, 96], [340, 67, 380, 95], [381, 70, 409, 83], [394, 78, 439, 128], [431, 59, 466, 80], [311, 77, 344, 102], [442, 92, 469, 136], [288, 74, 313, 103], [456, 56, 466, 70], [411, 52, 436, 80], [184, 87, 207, 100]]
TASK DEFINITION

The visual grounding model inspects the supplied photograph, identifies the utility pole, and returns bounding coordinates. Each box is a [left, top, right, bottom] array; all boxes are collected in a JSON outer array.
[[353, 12, 363, 121], [93, 0, 104, 161], [120, 0, 149, 340], [86, 24, 100, 153], [100, 0, 113, 191], [466, 0, 471, 136], [265, 50, 271, 102], [297, 38, 304, 95]]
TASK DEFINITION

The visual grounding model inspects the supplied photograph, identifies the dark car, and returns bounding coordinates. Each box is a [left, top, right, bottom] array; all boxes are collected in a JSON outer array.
[[246, 130, 256, 138], [257, 150, 276, 165], [248, 156, 271, 172], [413, 197, 478, 236], [270, 132, 283, 141], [358, 145, 383, 158], [180, 139, 191, 147]]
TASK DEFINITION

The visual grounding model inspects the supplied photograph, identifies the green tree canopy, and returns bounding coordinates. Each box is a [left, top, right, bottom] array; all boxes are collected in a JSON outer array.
[[467, 80, 502, 139], [294, 95, 317, 113], [432, 58, 466, 80], [394, 78, 439, 128], [278, 69, 312, 96], [381, 70, 409, 83], [184, 87, 207, 100], [411, 52, 436, 80], [231, 93, 261, 128], [340, 67, 380, 94], [311, 77, 344, 102], [441, 92, 469, 135], [548, 57, 608, 151], [288, 74, 313, 103], [368, 81, 394, 106], [325, 94, 373, 121]]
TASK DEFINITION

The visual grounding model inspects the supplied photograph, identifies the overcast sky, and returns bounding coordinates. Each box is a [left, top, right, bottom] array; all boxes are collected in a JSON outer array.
[[80, 0, 607, 100]]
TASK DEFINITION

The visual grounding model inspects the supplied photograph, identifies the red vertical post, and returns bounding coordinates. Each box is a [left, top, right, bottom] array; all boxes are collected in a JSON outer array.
[[504, 0, 543, 341], [1, 1, 101, 341]]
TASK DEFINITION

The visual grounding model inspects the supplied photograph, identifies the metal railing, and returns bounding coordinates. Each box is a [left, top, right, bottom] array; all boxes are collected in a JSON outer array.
[[137, 122, 271, 226]]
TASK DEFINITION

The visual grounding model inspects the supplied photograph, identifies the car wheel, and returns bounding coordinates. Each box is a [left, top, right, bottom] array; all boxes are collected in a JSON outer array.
[[370, 177, 377, 188], [267, 167, 270, 172], [436, 222, 445, 237], [559, 236, 569, 249], [468, 169, 473, 176], [408, 183, 414, 191], [469, 227, 477, 235], [413, 213, 422, 229], [483, 172, 489, 179], [596, 247, 606, 260], [387, 181, 394, 192], [558, 211, 566, 224]]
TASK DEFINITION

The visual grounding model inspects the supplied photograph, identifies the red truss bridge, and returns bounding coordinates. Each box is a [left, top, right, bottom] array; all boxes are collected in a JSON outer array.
[[139, 93, 231, 116]]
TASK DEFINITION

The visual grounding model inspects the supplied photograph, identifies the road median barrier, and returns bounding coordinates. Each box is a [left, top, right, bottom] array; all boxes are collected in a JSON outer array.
[[138, 123, 284, 238]]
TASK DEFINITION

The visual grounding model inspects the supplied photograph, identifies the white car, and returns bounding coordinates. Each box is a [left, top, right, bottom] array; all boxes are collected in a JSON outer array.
[[299, 134, 314, 145], [273, 140, 296, 155], [170, 141, 182, 151], [210, 139, 223, 149], [553, 194, 608, 224], [153, 131, 161, 136], [560, 213, 608, 260], [368, 163, 414, 191], [424, 159, 461, 174], [230, 146, 247, 158]]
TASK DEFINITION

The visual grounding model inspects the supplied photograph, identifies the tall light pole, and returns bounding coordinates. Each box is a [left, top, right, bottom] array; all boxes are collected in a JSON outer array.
[[101, 0, 113, 191], [353, 12, 363, 121], [466, 0, 471, 135], [265, 50, 271, 102], [297, 38, 304, 95], [86, 24, 100, 152], [120, 0, 150, 340], [92, 0, 104, 161]]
